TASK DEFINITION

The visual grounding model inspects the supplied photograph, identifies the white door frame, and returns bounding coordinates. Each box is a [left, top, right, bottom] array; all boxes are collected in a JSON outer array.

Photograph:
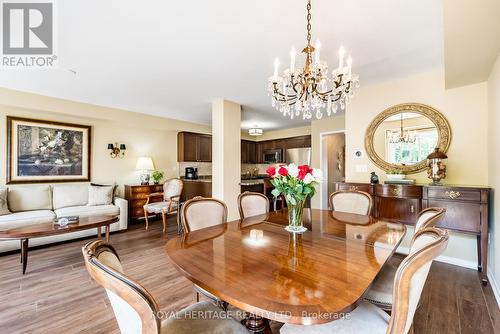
[[319, 130, 346, 210]]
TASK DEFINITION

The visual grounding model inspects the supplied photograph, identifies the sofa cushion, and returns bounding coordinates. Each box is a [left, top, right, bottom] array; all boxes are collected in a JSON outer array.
[[0, 188, 10, 216], [55, 205, 119, 219], [52, 184, 89, 210], [0, 210, 56, 230], [8, 185, 52, 212], [88, 185, 114, 206]]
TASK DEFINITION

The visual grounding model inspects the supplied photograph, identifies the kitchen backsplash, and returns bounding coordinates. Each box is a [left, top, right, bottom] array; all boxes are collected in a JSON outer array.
[[241, 163, 273, 175], [178, 162, 212, 177]]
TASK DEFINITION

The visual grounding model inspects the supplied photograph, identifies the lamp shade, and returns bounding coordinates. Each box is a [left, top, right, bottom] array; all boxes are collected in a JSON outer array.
[[135, 157, 155, 171]]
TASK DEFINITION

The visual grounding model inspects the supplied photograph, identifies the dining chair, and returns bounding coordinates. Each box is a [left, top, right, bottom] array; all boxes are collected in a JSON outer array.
[[280, 227, 449, 334], [181, 196, 229, 309], [238, 191, 270, 219], [364, 207, 446, 311], [329, 190, 373, 215], [143, 178, 183, 233], [81, 240, 247, 334]]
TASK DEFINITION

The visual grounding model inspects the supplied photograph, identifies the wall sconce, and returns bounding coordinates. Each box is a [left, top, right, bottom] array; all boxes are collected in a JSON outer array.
[[108, 143, 126, 158]]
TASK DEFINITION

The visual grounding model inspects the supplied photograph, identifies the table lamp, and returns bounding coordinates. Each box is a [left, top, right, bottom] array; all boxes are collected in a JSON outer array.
[[136, 156, 155, 185]]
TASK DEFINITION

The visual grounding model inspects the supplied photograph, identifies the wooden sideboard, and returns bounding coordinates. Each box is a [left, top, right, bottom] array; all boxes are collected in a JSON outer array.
[[124, 184, 164, 220], [334, 182, 491, 285]]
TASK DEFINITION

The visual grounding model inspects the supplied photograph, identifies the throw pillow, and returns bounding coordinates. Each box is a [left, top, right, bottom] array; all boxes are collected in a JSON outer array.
[[88, 185, 114, 206], [0, 188, 11, 216]]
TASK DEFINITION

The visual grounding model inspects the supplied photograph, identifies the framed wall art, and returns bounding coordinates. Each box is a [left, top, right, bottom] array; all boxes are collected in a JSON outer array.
[[7, 116, 91, 184]]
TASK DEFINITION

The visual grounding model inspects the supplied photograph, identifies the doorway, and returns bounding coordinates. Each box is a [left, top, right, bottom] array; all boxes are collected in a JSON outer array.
[[320, 132, 346, 209]]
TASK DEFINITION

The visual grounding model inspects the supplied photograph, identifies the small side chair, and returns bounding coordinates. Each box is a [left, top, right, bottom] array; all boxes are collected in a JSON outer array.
[[143, 178, 183, 233]]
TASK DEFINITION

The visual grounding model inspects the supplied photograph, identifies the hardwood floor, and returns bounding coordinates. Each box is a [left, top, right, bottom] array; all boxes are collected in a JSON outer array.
[[0, 220, 498, 334]]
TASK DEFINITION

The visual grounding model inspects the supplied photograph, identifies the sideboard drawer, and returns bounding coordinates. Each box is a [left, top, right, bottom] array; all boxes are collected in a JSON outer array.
[[426, 187, 481, 202], [334, 183, 373, 194], [375, 184, 422, 199], [132, 185, 163, 193]]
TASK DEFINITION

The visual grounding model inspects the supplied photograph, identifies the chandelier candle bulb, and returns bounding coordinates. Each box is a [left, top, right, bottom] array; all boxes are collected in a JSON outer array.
[[338, 46, 346, 68], [347, 56, 352, 76], [273, 58, 280, 80], [314, 39, 321, 65], [290, 48, 296, 72]]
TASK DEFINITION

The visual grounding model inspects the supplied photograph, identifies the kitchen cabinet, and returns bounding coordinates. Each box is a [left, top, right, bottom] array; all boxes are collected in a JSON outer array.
[[241, 140, 257, 163], [177, 132, 212, 162]]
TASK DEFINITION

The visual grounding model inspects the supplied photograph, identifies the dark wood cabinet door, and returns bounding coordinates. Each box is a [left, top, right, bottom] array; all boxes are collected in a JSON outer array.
[[285, 136, 310, 149], [178, 132, 198, 162], [241, 141, 249, 163], [425, 199, 480, 233], [248, 141, 256, 163], [376, 197, 420, 224], [197, 135, 212, 162]]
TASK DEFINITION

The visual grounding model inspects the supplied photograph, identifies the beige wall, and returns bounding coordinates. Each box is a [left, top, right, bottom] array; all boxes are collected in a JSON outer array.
[[346, 70, 489, 186], [310, 116, 346, 209], [0, 88, 210, 197], [488, 53, 500, 299]]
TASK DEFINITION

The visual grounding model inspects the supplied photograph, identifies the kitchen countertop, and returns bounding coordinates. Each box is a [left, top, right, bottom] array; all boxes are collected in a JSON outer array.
[[239, 179, 264, 186]]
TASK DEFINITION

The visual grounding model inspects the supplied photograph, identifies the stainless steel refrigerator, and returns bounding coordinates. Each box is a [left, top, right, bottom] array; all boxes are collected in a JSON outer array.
[[285, 148, 312, 165]]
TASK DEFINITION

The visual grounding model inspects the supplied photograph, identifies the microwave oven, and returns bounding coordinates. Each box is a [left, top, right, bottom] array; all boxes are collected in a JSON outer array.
[[263, 149, 282, 163]]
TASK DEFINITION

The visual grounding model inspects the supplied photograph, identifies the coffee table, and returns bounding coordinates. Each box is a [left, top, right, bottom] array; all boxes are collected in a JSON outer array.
[[0, 215, 119, 274]]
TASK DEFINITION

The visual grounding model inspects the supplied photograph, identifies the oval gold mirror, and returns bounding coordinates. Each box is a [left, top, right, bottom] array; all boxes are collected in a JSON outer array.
[[364, 103, 451, 174]]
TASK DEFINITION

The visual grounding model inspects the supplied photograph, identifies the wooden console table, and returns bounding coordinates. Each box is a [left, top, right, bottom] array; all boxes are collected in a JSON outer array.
[[334, 182, 491, 285]]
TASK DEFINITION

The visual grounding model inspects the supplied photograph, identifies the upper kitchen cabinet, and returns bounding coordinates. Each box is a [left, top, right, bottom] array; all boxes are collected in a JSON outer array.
[[285, 135, 311, 149], [177, 132, 212, 162], [241, 140, 257, 163]]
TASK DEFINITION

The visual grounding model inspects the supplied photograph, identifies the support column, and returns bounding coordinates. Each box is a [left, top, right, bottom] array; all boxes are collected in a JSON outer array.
[[212, 99, 241, 221]]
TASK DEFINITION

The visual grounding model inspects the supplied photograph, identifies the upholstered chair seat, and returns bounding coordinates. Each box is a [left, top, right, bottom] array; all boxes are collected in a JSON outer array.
[[238, 191, 269, 219], [161, 301, 247, 334], [82, 240, 247, 334], [365, 207, 446, 311], [143, 179, 183, 233], [280, 301, 390, 334], [144, 201, 179, 214], [329, 190, 373, 215], [280, 227, 449, 334]]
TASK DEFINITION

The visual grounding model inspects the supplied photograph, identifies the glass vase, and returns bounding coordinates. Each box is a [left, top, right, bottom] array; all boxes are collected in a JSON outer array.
[[284, 196, 307, 233]]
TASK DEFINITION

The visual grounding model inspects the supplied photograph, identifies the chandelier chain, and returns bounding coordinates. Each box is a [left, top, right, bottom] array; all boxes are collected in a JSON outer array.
[[306, 0, 312, 46]]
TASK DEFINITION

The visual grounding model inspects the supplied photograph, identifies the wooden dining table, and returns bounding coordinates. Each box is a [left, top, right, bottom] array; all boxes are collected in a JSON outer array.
[[166, 208, 406, 332]]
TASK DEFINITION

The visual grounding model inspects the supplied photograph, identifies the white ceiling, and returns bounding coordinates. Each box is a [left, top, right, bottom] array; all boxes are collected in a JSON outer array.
[[0, 0, 444, 130]]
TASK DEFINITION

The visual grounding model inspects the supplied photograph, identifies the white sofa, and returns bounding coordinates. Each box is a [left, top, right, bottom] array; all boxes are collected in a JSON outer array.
[[0, 184, 128, 253]]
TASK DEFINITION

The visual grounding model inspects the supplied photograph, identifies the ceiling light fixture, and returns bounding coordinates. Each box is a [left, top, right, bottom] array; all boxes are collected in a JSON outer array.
[[249, 127, 263, 136], [268, 0, 359, 120]]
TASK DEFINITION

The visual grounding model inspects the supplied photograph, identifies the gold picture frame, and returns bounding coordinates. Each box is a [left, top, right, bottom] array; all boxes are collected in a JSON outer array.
[[7, 116, 92, 184]]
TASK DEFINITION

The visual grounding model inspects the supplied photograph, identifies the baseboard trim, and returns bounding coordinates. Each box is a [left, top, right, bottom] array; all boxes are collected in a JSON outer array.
[[396, 246, 477, 270], [487, 271, 500, 308]]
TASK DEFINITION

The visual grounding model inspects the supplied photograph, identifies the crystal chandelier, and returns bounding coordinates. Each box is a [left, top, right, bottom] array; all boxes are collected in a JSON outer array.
[[268, 0, 359, 120], [388, 114, 417, 144]]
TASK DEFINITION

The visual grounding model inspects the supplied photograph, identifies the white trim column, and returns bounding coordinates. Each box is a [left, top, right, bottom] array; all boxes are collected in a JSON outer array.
[[211, 99, 241, 220]]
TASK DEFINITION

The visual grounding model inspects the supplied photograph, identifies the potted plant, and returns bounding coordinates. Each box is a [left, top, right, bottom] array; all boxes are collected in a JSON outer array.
[[386, 169, 406, 181], [266, 163, 322, 233], [151, 170, 164, 185]]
